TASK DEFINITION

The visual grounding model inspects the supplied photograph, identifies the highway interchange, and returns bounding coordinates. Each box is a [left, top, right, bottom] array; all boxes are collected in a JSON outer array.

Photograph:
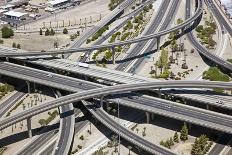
[[0, 0, 232, 154]]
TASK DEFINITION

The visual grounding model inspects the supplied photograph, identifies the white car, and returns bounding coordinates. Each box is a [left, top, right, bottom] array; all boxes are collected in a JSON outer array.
[[47, 74, 53, 78], [216, 100, 223, 105]]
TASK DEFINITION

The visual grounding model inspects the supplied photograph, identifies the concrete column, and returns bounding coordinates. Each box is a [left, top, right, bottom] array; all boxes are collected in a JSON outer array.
[[157, 37, 160, 52], [26, 81, 31, 94], [6, 57, 9, 62], [100, 95, 104, 107], [157, 88, 161, 98], [33, 83, 36, 92], [206, 104, 209, 110], [145, 112, 150, 123], [27, 117, 32, 138], [112, 47, 116, 65], [151, 113, 155, 120], [188, 123, 192, 130]]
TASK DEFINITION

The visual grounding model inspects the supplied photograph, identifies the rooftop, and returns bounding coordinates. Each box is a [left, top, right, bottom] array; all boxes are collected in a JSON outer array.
[[47, 0, 69, 5], [3, 11, 27, 18]]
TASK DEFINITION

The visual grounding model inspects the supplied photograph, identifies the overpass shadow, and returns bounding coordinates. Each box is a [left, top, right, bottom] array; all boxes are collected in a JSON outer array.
[[0, 115, 86, 147]]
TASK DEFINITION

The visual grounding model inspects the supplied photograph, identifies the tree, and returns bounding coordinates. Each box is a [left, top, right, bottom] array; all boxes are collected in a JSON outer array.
[[112, 108, 117, 117], [54, 41, 58, 48], [45, 29, 50, 36], [17, 44, 21, 49], [169, 137, 174, 146], [1, 26, 14, 38], [174, 131, 179, 143], [63, 28, 68, 34], [128, 145, 132, 155], [50, 28, 55, 35], [39, 119, 47, 126], [180, 124, 188, 141], [39, 28, 43, 35], [191, 138, 201, 155], [12, 42, 16, 48]]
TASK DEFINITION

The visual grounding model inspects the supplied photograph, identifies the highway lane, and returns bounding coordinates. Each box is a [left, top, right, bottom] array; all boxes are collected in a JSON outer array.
[[0, 90, 25, 118], [52, 91, 75, 155], [83, 101, 175, 155], [127, 0, 180, 73], [0, 0, 203, 57], [186, 0, 232, 71], [208, 134, 232, 155], [116, 0, 171, 71], [161, 89, 232, 109], [40, 119, 88, 155], [17, 130, 58, 155]]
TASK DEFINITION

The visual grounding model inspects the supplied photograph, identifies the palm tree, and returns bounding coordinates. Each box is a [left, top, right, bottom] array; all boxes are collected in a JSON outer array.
[[112, 109, 117, 118], [128, 146, 132, 155], [136, 128, 139, 133]]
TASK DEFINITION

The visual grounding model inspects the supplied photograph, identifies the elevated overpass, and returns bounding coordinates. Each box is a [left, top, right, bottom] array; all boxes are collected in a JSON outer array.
[[0, 62, 231, 134]]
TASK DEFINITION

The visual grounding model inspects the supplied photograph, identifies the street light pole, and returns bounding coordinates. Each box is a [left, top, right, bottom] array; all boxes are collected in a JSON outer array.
[[118, 99, 120, 154]]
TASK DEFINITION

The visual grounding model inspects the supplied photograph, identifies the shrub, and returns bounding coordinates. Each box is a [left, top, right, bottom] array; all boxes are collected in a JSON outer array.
[[63, 28, 68, 34], [12, 42, 16, 48], [1, 26, 14, 38]]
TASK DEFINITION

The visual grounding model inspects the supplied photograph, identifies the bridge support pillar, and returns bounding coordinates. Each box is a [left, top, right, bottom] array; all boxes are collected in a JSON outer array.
[[157, 37, 160, 52], [206, 104, 209, 110], [26, 81, 31, 94], [6, 57, 9, 62], [151, 113, 155, 120], [112, 47, 116, 65], [100, 95, 104, 107], [27, 117, 32, 138], [188, 123, 192, 130], [157, 88, 162, 98], [145, 112, 150, 124]]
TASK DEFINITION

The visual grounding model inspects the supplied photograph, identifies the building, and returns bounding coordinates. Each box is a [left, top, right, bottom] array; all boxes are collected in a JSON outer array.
[[1, 4, 14, 11], [0, 9, 7, 16], [3, 10, 28, 20], [47, 0, 71, 8]]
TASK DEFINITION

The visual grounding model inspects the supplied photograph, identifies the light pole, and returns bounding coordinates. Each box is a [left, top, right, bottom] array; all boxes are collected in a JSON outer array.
[[117, 99, 120, 154]]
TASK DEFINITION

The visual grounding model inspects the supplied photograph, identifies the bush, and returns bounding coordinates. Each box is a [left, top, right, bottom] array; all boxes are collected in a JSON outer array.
[[12, 42, 16, 48], [50, 28, 55, 35], [63, 28, 68, 34], [203, 67, 230, 82], [80, 135, 84, 140], [17, 44, 21, 49], [86, 39, 91, 44], [0, 40, 4, 44], [1, 26, 14, 38], [39, 28, 43, 35], [77, 145, 82, 149], [45, 29, 50, 36]]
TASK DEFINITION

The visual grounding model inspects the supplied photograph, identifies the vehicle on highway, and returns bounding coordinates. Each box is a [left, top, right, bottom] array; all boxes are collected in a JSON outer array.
[[78, 62, 89, 68], [216, 100, 224, 105], [47, 73, 53, 78]]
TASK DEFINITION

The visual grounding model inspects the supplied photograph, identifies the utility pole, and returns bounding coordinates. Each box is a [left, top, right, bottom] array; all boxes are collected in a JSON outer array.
[[117, 99, 120, 154]]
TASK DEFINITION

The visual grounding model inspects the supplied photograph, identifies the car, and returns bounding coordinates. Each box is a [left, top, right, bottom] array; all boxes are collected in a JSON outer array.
[[47, 74, 53, 78], [216, 100, 224, 105], [55, 146, 59, 150]]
